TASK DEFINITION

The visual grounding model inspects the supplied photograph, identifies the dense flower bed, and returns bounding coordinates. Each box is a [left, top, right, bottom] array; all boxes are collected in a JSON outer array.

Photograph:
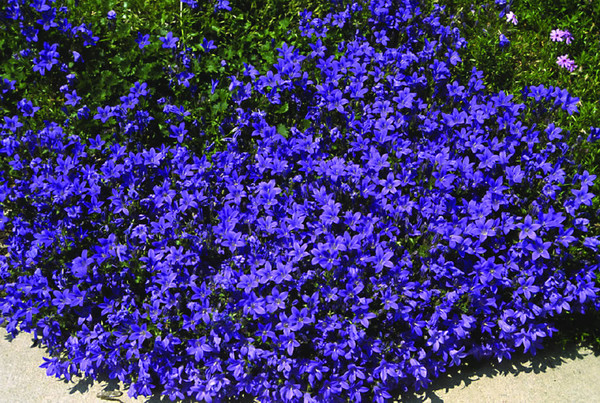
[[1, 0, 599, 402]]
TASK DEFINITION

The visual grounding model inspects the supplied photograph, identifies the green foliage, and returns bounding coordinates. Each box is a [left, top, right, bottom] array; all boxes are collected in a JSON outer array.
[[423, 0, 600, 163], [0, 0, 338, 152]]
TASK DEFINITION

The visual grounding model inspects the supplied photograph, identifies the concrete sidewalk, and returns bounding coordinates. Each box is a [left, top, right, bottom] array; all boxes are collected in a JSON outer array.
[[1, 328, 145, 403], [2, 327, 600, 402], [403, 343, 600, 402]]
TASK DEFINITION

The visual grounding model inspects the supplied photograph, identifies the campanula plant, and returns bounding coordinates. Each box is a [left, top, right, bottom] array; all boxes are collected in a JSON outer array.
[[0, 0, 599, 402]]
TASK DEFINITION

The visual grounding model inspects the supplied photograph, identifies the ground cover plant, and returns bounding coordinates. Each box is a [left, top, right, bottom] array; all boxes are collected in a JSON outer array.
[[0, 0, 599, 402], [421, 0, 600, 349]]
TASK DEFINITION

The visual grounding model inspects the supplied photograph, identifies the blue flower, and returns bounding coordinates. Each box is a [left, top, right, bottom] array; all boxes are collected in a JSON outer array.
[[64, 90, 82, 106], [169, 122, 187, 143], [517, 215, 541, 240], [572, 185, 594, 209], [3, 115, 23, 132], [214, 0, 232, 12], [93, 105, 114, 123], [17, 98, 40, 118], [136, 32, 150, 49], [159, 31, 179, 49], [71, 250, 93, 279], [499, 33, 510, 48]]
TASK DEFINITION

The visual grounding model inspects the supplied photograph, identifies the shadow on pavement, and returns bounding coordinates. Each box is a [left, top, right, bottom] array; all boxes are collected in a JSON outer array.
[[400, 341, 596, 402]]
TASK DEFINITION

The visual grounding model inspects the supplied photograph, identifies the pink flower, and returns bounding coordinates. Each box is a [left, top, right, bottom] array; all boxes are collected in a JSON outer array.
[[556, 54, 578, 72], [550, 29, 573, 44], [550, 29, 564, 42], [506, 11, 518, 25]]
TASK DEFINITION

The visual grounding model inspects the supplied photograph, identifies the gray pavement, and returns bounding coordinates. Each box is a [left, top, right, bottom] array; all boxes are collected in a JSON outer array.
[[403, 343, 600, 402], [1, 328, 143, 403], [2, 327, 600, 402]]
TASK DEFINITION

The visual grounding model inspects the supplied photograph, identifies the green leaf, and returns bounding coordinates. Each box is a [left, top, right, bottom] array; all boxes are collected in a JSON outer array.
[[278, 18, 290, 31], [276, 124, 289, 138], [299, 119, 311, 132], [275, 102, 289, 114], [206, 59, 218, 73]]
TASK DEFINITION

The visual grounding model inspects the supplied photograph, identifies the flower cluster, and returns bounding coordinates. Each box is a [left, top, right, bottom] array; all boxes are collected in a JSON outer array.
[[496, 3, 515, 50], [556, 54, 578, 73], [550, 29, 573, 44], [550, 28, 577, 72], [0, 0, 599, 402]]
